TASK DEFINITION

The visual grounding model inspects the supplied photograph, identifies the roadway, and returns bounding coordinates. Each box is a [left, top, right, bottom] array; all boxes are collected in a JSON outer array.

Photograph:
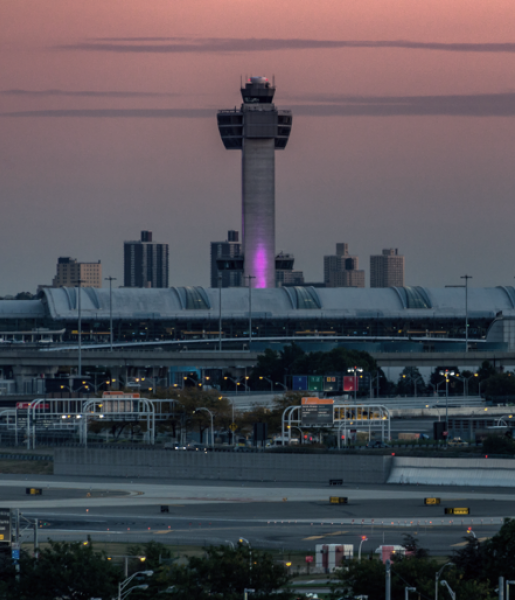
[[1, 475, 511, 555]]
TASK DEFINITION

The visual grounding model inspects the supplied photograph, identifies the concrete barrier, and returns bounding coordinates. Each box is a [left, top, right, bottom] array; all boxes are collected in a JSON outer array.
[[388, 456, 515, 487], [54, 448, 393, 484]]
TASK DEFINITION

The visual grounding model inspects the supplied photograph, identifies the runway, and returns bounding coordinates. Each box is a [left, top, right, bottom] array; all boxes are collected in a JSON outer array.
[[1, 475, 511, 554]]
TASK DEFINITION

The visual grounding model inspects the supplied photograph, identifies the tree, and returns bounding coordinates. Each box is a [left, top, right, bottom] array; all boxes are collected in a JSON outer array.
[[482, 373, 515, 403], [482, 434, 515, 455], [152, 544, 292, 600], [12, 538, 119, 600], [400, 533, 429, 559]]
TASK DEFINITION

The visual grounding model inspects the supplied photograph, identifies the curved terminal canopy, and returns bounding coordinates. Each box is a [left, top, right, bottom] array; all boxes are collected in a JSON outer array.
[[241, 76, 275, 104]]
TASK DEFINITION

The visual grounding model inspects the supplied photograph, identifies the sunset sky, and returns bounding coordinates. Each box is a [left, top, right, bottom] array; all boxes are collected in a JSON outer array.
[[2, 1, 515, 294]]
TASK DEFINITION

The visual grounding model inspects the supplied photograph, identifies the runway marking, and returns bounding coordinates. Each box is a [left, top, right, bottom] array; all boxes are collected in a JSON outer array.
[[154, 530, 173, 534], [303, 531, 348, 541], [451, 537, 489, 547]]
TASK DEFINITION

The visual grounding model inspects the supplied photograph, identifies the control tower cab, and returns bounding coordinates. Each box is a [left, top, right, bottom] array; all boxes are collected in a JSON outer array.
[[217, 77, 292, 288]]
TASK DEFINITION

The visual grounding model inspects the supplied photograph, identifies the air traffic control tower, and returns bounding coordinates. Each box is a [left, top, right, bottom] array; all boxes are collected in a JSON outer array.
[[217, 77, 293, 288]]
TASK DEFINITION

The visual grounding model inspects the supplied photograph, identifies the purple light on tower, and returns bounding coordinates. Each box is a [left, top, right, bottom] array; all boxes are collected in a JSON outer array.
[[217, 77, 293, 288], [254, 246, 268, 289]]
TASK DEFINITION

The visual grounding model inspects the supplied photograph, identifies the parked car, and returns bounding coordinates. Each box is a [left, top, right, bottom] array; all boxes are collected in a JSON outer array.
[[447, 438, 469, 447], [366, 440, 391, 448]]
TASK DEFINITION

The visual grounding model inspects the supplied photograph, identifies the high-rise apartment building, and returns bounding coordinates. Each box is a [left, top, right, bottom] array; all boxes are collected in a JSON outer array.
[[124, 231, 169, 288], [52, 257, 102, 288], [370, 248, 405, 288], [210, 230, 243, 288], [324, 243, 365, 288]]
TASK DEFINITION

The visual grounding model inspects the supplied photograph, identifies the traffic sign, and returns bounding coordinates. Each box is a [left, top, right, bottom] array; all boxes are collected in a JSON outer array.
[[229, 423, 237, 432], [424, 497, 441, 505]]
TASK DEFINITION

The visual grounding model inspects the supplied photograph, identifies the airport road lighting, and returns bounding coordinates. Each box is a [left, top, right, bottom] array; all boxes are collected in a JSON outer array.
[[118, 570, 153, 600], [224, 376, 238, 393], [347, 366, 363, 401], [439, 370, 455, 448], [435, 562, 454, 600], [105, 276, 117, 351], [358, 535, 368, 560], [194, 407, 214, 447], [259, 375, 273, 393], [440, 580, 456, 600], [239, 538, 252, 583]]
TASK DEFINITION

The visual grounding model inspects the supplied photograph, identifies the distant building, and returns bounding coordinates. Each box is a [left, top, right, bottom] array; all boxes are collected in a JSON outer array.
[[210, 230, 243, 288], [52, 257, 102, 288], [370, 248, 405, 288], [276, 269, 305, 287], [124, 231, 169, 288], [324, 243, 365, 288]]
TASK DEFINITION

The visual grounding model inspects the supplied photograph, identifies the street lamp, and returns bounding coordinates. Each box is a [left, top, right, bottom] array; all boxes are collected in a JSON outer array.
[[224, 376, 239, 393], [435, 562, 454, 600], [259, 376, 273, 393], [440, 580, 456, 600], [118, 570, 153, 600], [358, 535, 368, 560], [506, 580, 515, 600], [76, 279, 85, 377], [405, 587, 416, 600], [105, 276, 117, 351], [239, 537, 252, 584], [439, 370, 455, 448], [194, 407, 214, 447], [347, 366, 363, 401], [465, 373, 479, 397]]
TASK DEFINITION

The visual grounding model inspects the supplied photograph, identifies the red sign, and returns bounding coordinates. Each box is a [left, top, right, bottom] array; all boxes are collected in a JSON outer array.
[[305, 556, 313, 563], [343, 376, 358, 392], [16, 403, 49, 410]]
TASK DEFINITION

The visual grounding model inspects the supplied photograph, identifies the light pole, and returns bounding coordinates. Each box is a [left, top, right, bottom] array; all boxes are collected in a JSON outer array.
[[465, 373, 478, 397], [435, 562, 454, 600], [358, 535, 368, 560], [247, 275, 255, 347], [224, 376, 239, 393], [259, 376, 273, 393], [439, 370, 455, 448], [347, 366, 363, 401], [218, 273, 222, 352], [405, 587, 416, 600], [506, 580, 515, 600], [239, 537, 252, 585], [105, 276, 116, 351], [461, 274, 472, 353], [195, 407, 214, 447], [118, 570, 153, 600], [274, 381, 287, 391], [76, 279, 85, 377], [440, 580, 456, 600]]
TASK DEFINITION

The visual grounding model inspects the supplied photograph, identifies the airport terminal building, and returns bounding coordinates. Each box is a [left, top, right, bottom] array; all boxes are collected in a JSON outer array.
[[1, 285, 515, 353]]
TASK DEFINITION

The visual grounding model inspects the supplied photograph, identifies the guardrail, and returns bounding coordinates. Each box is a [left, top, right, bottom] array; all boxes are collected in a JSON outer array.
[[0, 453, 52, 461]]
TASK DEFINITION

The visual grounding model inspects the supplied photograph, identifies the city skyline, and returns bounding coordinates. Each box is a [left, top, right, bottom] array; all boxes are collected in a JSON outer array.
[[2, 1, 515, 294]]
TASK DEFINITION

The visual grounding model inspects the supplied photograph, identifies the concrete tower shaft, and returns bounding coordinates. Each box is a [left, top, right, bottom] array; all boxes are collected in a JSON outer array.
[[217, 77, 292, 288]]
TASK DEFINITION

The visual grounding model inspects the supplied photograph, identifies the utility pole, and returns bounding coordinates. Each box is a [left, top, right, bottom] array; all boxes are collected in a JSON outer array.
[[461, 275, 472, 353], [76, 279, 85, 377], [218, 273, 222, 352], [105, 276, 117, 351]]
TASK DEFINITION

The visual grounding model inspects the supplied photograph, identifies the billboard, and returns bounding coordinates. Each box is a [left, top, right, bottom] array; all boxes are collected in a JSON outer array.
[[0, 509, 11, 544], [301, 398, 334, 426], [308, 376, 324, 392], [343, 376, 358, 392], [292, 376, 308, 391], [323, 376, 341, 392]]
